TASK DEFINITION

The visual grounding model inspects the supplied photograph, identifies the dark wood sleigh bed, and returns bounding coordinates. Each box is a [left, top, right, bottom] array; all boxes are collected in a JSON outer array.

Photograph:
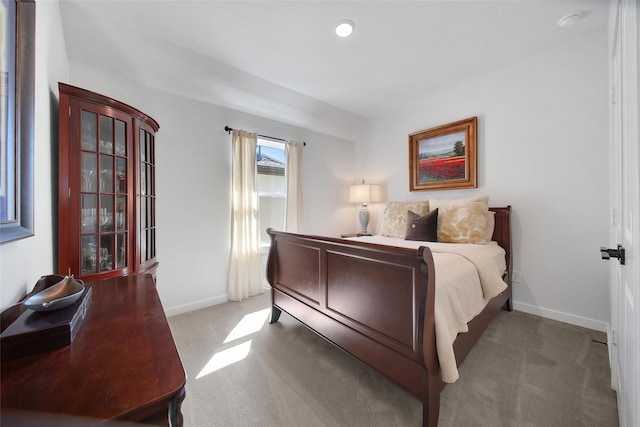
[[266, 206, 512, 427]]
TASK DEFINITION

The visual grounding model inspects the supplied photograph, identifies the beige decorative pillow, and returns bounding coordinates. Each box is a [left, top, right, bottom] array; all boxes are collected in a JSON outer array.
[[429, 195, 489, 243], [484, 211, 496, 242], [380, 201, 430, 237]]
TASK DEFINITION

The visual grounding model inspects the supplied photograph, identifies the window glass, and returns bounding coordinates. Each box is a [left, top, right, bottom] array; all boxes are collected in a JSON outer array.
[[256, 139, 285, 246]]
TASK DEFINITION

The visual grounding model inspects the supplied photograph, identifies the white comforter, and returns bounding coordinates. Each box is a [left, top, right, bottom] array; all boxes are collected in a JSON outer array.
[[347, 236, 507, 383]]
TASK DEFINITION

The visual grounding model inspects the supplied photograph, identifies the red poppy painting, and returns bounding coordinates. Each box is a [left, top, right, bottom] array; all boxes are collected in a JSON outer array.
[[408, 117, 477, 191]]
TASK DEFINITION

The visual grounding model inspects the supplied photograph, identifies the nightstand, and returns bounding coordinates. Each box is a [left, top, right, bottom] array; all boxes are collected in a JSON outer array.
[[341, 233, 372, 238]]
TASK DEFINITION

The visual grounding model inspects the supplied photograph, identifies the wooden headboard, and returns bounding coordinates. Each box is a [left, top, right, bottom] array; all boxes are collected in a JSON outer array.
[[489, 206, 512, 286]]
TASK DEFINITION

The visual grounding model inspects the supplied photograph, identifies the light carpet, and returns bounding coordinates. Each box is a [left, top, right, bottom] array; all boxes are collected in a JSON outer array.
[[168, 292, 618, 427]]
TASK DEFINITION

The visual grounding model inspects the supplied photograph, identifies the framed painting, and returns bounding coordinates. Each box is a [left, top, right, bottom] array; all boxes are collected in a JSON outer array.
[[0, 0, 35, 243], [408, 116, 477, 192]]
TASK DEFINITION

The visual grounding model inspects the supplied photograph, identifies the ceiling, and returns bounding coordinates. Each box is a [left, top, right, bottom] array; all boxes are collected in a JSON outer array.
[[59, 0, 609, 122]]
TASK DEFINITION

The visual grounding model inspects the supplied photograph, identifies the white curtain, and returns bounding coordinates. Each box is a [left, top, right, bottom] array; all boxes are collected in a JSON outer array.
[[285, 141, 303, 232], [228, 130, 264, 301]]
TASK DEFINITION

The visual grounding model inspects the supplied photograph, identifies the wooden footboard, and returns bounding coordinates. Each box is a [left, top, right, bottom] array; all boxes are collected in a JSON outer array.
[[266, 207, 512, 427]]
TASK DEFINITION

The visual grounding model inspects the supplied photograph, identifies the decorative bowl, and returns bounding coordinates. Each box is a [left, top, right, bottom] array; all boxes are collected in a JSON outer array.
[[23, 275, 85, 312]]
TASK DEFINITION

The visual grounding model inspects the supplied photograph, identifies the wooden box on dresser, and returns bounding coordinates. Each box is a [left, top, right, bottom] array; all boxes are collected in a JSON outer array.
[[58, 83, 159, 281]]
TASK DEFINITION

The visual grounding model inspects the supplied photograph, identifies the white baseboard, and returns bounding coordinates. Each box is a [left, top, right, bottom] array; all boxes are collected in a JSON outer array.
[[164, 294, 228, 318], [163, 285, 271, 318], [164, 297, 609, 333], [513, 301, 609, 333]]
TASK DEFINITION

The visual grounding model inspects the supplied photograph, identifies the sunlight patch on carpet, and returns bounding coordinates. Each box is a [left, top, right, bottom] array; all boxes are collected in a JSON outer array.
[[223, 308, 270, 343], [196, 340, 252, 379]]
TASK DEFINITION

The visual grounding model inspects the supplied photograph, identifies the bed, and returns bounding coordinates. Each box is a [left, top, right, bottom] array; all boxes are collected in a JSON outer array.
[[266, 199, 512, 427]]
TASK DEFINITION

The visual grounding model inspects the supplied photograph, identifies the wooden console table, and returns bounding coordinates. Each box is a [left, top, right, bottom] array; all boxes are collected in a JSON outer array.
[[1, 274, 186, 426]]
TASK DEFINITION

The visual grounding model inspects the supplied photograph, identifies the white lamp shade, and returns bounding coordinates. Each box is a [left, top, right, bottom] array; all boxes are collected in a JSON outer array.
[[348, 184, 381, 204]]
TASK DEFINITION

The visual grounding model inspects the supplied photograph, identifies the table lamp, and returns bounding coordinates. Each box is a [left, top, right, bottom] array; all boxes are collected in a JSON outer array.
[[348, 181, 381, 235]]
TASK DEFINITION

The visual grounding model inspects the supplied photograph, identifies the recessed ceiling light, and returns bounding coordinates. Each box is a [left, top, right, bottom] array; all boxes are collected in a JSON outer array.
[[557, 12, 582, 28], [335, 20, 355, 37]]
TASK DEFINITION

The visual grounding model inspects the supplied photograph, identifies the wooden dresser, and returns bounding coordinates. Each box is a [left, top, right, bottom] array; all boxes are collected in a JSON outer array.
[[1, 274, 186, 426]]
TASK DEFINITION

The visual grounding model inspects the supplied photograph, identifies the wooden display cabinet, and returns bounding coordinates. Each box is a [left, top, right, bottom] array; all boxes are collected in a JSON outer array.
[[58, 83, 159, 281]]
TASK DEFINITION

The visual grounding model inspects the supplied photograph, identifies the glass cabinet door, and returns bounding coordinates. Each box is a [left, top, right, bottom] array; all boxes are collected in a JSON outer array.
[[139, 126, 156, 268], [80, 110, 128, 276]]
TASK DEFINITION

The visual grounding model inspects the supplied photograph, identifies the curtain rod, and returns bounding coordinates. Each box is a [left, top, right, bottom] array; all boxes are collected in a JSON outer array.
[[224, 126, 306, 146]]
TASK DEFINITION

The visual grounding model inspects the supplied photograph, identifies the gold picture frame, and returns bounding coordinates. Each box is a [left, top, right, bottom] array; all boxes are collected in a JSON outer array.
[[408, 116, 477, 192]]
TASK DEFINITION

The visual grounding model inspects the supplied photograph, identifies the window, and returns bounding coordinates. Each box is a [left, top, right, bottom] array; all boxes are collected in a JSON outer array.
[[256, 138, 285, 247]]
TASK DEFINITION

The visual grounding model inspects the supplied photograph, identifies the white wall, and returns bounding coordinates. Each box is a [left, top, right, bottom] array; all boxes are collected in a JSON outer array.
[[359, 30, 610, 331], [66, 63, 356, 315], [0, 6, 611, 336], [0, 1, 68, 309]]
